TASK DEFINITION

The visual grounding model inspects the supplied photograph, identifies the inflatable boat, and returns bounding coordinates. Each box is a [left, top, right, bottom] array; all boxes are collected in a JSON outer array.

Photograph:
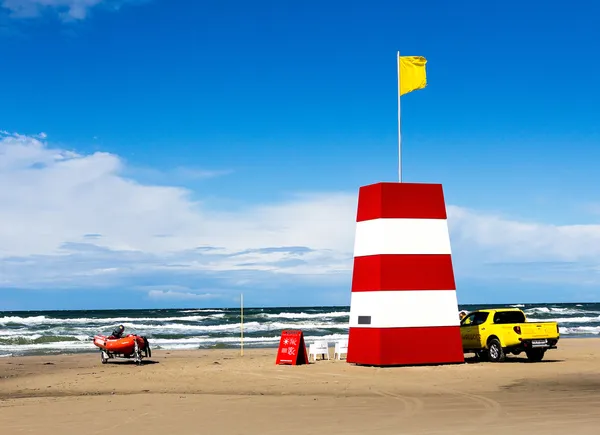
[[93, 334, 151, 365]]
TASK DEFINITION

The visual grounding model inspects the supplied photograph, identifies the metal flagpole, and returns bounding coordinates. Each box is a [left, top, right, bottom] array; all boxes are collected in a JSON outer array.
[[397, 51, 402, 183]]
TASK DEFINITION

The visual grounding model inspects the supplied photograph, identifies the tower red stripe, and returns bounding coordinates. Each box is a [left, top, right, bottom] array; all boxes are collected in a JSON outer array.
[[346, 326, 464, 366], [351, 254, 456, 292], [356, 182, 447, 222]]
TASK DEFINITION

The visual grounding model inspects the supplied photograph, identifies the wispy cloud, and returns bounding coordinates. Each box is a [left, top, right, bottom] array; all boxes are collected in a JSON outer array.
[[1, 0, 145, 22], [581, 202, 600, 216], [147, 289, 222, 301], [172, 167, 233, 180], [123, 165, 233, 184]]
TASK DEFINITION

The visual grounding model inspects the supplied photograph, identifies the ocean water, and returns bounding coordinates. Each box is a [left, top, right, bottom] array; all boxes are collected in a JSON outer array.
[[0, 303, 599, 357]]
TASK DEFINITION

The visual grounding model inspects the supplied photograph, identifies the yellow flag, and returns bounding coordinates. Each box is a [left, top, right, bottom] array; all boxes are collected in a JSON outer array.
[[398, 55, 427, 96]]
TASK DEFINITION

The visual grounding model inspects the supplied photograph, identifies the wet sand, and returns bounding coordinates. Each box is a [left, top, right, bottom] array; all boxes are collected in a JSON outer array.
[[2, 338, 600, 434]]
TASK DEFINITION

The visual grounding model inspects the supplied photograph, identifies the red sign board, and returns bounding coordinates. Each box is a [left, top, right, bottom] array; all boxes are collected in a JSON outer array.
[[275, 330, 308, 365]]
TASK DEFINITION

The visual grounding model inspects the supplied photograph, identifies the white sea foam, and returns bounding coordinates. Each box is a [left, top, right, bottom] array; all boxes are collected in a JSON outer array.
[[559, 326, 600, 335], [0, 341, 95, 353], [0, 333, 350, 354], [0, 330, 41, 338], [527, 316, 600, 324], [524, 307, 550, 314], [525, 307, 598, 316], [0, 314, 225, 326], [92, 320, 349, 334], [0, 320, 348, 342], [179, 309, 225, 313], [260, 312, 350, 319], [0, 332, 44, 340]]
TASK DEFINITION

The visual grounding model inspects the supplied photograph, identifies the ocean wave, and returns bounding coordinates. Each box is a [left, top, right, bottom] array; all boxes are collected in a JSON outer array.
[[0, 314, 225, 326], [0, 335, 89, 345], [101, 320, 349, 334], [0, 320, 349, 340], [0, 329, 38, 337], [527, 316, 600, 324], [0, 333, 43, 341], [259, 312, 350, 319], [0, 340, 95, 353], [524, 307, 599, 316], [0, 333, 350, 354], [179, 309, 225, 313], [559, 326, 600, 335]]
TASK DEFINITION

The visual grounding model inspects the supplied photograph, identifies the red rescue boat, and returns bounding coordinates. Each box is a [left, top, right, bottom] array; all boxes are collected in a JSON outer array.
[[93, 334, 151, 365]]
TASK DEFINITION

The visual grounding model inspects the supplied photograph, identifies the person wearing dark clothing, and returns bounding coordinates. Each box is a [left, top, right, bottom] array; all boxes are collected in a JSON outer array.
[[110, 324, 125, 339]]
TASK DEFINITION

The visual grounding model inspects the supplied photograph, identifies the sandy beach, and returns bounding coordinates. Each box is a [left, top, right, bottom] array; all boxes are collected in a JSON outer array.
[[1, 338, 600, 434]]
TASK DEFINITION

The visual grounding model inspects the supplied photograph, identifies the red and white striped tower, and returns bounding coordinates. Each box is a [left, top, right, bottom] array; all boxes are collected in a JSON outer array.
[[346, 182, 464, 366]]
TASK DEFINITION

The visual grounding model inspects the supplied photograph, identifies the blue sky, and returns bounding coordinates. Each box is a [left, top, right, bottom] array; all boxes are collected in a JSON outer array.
[[1, 0, 600, 310]]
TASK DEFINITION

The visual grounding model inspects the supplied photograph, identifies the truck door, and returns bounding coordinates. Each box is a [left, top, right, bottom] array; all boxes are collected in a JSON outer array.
[[460, 312, 489, 350]]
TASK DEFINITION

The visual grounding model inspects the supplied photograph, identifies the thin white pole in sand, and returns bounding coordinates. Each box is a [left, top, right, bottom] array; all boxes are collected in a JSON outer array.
[[240, 293, 244, 357]]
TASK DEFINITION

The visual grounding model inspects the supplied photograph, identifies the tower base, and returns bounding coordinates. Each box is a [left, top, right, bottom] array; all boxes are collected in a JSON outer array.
[[346, 326, 464, 366]]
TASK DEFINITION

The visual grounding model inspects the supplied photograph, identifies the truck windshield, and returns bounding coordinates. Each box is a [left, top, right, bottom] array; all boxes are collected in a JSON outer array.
[[493, 311, 526, 324]]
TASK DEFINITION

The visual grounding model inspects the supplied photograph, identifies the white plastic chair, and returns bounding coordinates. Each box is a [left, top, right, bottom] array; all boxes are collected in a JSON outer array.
[[308, 341, 330, 361], [334, 339, 348, 360]]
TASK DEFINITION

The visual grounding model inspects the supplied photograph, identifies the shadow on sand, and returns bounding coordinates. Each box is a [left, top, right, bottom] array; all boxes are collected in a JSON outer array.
[[103, 359, 160, 366], [340, 354, 564, 368], [463, 354, 564, 364]]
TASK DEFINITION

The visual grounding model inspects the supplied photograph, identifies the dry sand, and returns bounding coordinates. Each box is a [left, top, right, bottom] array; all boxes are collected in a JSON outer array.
[[2, 338, 600, 434]]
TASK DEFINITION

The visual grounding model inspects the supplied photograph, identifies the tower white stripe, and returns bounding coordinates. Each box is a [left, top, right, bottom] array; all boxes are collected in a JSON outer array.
[[349, 290, 460, 328], [354, 218, 452, 257]]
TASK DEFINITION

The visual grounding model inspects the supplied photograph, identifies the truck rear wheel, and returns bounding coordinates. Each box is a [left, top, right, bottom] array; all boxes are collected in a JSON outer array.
[[525, 349, 545, 362], [487, 338, 505, 362]]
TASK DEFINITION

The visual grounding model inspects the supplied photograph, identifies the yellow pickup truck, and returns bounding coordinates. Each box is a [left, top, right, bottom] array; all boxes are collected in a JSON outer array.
[[460, 308, 560, 362]]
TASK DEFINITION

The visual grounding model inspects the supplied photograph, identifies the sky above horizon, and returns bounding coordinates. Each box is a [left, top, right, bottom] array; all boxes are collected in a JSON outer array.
[[2, 0, 600, 310]]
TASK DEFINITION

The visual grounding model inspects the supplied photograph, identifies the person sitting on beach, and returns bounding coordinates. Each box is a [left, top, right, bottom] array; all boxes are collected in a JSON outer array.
[[109, 325, 125, 339]]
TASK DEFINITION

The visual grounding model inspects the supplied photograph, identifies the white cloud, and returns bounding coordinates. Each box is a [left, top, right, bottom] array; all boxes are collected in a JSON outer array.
[[0, 131, 356, 291], [1, 131, 600, 298], [445, 205, 600, 289], [447, 206, 600, 263], [1, 0, 140, 21]]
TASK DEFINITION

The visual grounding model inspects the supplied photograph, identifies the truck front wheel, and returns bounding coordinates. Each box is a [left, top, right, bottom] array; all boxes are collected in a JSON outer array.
[[487, 338, 506, 362], [525, 349, 545, 362]]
